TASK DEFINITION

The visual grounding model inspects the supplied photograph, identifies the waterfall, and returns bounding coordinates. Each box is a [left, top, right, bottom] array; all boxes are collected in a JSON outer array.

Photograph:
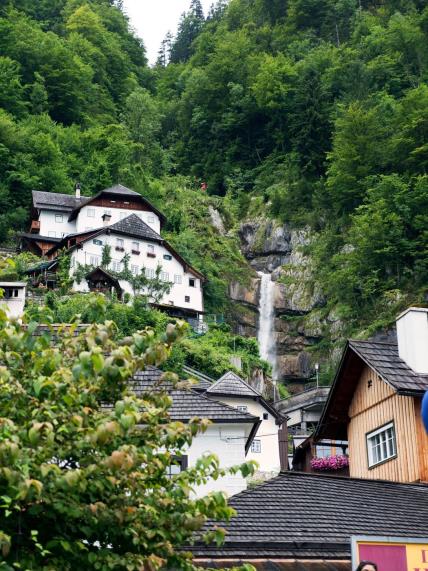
[[257, 272, 278, 381]]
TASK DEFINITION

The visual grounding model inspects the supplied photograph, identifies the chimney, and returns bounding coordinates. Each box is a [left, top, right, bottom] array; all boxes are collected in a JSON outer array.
[[396, 307, 428, 374], [75, 182, 81, 199]]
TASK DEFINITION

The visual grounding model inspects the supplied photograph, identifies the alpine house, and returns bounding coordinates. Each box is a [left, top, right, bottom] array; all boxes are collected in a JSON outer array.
[[20, 184, 204, 319]]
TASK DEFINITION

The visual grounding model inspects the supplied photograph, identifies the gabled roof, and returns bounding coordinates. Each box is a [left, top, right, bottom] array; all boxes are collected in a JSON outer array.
[[207, 371, 261, 398], [316, 337, 428, 440], [32, 190, 89, 212], [108, 213, 162, 242], [67, 184, 166, 224], [192, 471, 428, 560], [130, 367, 259, 424], [349, 339, 428, 394], [182, 365, 214, 391]]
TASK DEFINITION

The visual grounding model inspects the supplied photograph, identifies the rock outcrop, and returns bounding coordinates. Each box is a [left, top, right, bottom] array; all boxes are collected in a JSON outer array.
[[231, 218, 343, 390]]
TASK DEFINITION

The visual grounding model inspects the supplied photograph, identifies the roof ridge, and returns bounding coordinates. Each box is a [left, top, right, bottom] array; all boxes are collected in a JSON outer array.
[[194, 390, 259, 420], [278, 470, 428, 490], [109, 213, 162, 239], [208, 370, 261, 396], [349, 338, 397, 345]]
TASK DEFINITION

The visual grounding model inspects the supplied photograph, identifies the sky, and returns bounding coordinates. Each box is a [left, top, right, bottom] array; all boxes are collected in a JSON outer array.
[[123, 0, 214, 65]]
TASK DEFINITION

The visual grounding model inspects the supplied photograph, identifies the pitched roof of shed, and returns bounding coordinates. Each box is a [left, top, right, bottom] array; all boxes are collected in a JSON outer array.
[[192, 471, 428, 559], [130, 367, 259, 423], [349, 339, 428, 394], [206, 371, 261, 398]]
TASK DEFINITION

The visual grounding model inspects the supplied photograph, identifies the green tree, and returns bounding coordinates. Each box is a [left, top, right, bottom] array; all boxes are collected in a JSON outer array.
[[0, 311, 255, 569]]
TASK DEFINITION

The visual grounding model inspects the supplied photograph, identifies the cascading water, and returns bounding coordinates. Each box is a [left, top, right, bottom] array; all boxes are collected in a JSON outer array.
[[257, 272, 278, 381]]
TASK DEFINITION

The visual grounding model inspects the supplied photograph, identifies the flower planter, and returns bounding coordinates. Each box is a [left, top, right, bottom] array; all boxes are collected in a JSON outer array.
[[310, 455, 349, 471]]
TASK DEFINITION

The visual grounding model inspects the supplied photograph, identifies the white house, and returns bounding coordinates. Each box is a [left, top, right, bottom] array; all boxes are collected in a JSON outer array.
[[130, 367, 260, 498], [0, 282, 26, 318], [199, 371, 286, 479], [20, 184, 204, 318]]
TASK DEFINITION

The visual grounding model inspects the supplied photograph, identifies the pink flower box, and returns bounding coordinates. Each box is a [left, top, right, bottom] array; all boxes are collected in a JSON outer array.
[[310, 455, 349, 471]]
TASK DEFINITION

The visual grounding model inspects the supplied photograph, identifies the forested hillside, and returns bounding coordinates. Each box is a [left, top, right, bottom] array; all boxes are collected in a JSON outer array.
[[1, 0, 428, 367]]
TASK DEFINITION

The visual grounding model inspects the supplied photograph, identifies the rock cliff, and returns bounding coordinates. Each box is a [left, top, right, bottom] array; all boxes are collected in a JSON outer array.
[[230, 218, 343, 389]]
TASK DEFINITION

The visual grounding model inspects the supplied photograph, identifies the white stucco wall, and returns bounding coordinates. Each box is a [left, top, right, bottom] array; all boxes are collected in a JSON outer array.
[[184, 424, 249, 497], [213, 396, 281, 475], [38, 210, 77, 238], [75, 205, 161, 235], [0, 283, 26, 318], [70, 232, 203, 313]]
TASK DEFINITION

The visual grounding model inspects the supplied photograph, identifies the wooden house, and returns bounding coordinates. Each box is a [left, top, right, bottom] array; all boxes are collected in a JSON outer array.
[[316, 307, 428, 483]]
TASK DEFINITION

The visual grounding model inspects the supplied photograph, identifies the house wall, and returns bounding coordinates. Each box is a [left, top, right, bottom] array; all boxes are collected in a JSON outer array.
[[213, 396, 281, 476], [38, 210, 77, 238], [0, 285, 26, 317], [75, 205, 161, 235], [70, 232, 203, 313], [348, 364, 422, 482], [186, 424, 249, 497]]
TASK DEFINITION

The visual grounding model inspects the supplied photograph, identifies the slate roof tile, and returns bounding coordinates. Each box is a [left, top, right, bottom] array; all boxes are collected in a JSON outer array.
[[349, 339, 428, 394], [32, 190, 88, 212], [108, 214, 162, 242], [130, 367, 259, 423], [206, 371, 261, 397], [192, 471, 428, 559]]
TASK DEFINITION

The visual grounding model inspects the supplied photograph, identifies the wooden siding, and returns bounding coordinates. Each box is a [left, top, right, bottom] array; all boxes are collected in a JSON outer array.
[[90, 197, 151, 212], [348, 364, 422, 482]]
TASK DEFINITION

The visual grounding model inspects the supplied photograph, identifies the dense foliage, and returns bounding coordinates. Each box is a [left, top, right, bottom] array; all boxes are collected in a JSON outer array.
[[1, 0, 427, 343], [0, 311, 256, 569]]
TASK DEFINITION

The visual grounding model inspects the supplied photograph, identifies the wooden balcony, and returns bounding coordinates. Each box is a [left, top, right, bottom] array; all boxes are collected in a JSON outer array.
[[30, 220, 40, 233]]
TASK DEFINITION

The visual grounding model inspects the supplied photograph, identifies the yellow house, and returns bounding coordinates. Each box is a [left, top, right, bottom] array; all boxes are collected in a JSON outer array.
[[316, 307, 428, 483]]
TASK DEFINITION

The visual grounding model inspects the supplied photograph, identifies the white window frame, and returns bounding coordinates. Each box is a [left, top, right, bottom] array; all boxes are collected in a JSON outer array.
[[89, 255, 100, 266], [119, 211, 127, 220], [148, 215, 155, 223], [116, 238, 124, 248], [174, 274, 182, 284], [147, 244, 155, 253], [145, 268, 155, 279], [131, 265, 139, 276], [237, 405, 248, 412], [367, 421, 397, 468], [160, 271, 169, 282], [55, 214, 63, 223], [112, 261, 122, 272], [87, 208, 95, 218], [251, 439, 261, 453]]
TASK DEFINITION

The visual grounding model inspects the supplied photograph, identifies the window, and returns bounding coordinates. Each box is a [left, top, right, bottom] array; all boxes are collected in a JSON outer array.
[[93, 239, 103, 246], [104, 210, 112, 217], [367, 422, 397, 468], [131, 265, 139, 276], [116, 238, 124, 252], [263, 413, 269, 420], [163, 254, 172, 261], [145, 268, 155, 279], [251, 439, 261, 453], [119, 211, 127, 220], [147, 244, 155, 258], [237, 405, 248, 412], [160, 271, 169, 282], [189, 278, 196, 287], [316, 444, 332, 458], [174, 274, 182, 284], [132, 241, 140, 253], [148, 215, 155, 223], [87, 208, 95, 217], [112, 261, 122, 272], [184, 295, 190, 303], [89, 255, 100, 266], [48, 231, 56, 238], [166, 455, 188, 478], [55, 214, 63, 223]]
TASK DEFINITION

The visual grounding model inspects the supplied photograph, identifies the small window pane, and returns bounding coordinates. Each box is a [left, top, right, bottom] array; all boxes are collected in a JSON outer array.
[[87, 208, 95, 217], [174, 274, 182, 284], [55, 214, 63, 223], [251, 439, 261, 453], [367, 422, 397, 467]]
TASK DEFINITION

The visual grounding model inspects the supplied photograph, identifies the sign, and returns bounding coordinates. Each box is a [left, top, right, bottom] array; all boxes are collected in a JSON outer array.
[[352, 536, 428, 571]]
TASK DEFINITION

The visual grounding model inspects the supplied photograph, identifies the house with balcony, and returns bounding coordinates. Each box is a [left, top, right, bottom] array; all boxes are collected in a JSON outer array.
[[20, 184, 205, 319], [315, 306, 428, 483]]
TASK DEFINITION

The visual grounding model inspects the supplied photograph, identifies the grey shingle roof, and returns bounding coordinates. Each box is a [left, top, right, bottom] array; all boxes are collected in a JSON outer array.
[[192, 471, 428, 559], [207, 371, 261, 397], [108, 214, 162, 242], [101, 184, 141, 197], [130, 367, 259, 423], [349, 339, 428, 394], [32, 190, 88, 212]]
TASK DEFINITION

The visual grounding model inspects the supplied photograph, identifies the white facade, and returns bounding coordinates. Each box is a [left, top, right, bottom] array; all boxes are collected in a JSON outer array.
[[397, 307, 428, 374], [70, 231, 204, 312], [213, 396, 281, 476], [0, 282, 26, 318], [75, 205, 161, 235], [184, 424, 250, 497], [38, 209, 77, 238]]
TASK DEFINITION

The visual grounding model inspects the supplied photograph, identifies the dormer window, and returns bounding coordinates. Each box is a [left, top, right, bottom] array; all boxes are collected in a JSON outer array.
[[87, 208, 95, 218]]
